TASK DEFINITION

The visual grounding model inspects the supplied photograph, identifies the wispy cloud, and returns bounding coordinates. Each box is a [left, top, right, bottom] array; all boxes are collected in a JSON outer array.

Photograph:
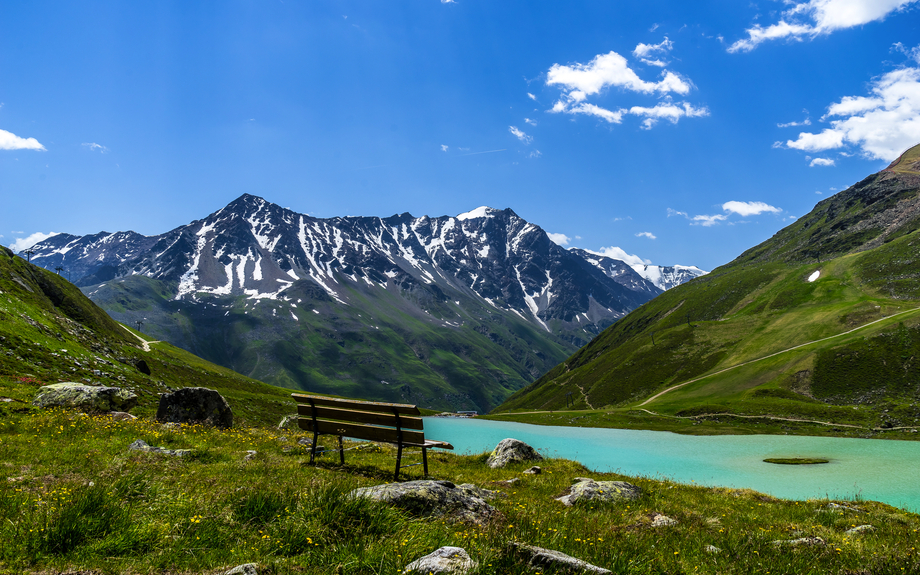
[[729, 0, 919, 53], [810, 157, 836, 167], [524, 118, 537, 126], [635, 231, 657, 239], [547, 232, 571, 246], [509, 125, 533, 144], [460, 149, 506, 156], [630, 101, 709, 129], [0, 128, 46, 151], [670, 201, 781, 226], [10, 231, 59, 252], [82, 142, 108, 153], [440, 144, 449, 152], [633, 37, 673, 66], [778, 118, 812, 128], [781, 60, 920, 161], [528, 150, 542, 159]]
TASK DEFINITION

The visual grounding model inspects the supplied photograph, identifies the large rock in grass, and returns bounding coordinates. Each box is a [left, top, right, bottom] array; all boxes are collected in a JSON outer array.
[[509, 542, 611, 574], [403, 546, 477, 574], [33, 382, 137, 412], [156, 387, 233, 428], [486, 438, 543, 469], [555, 478, 642, 507], [350, 480, 497, 525]]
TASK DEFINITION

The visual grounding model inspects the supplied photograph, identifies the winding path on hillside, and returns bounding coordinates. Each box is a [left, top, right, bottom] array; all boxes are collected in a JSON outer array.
[[119, 324, 160, 352], [639, 305, 920, 406]]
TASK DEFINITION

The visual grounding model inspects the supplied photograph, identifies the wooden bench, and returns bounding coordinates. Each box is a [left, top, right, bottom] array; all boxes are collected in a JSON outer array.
[[292, 393, 454, 480]]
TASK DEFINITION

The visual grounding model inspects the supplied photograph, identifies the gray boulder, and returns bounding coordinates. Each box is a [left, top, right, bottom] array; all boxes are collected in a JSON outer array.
[[128, 439, 190, 457], [224, 564, 258, 575], [555, 478, 642, 507], [156, 387, 233, 428], [771, 536, 826, 547], [651, 513, 678, 527], [33, 382, 137, 413], [350, 480, 497, 525], [845, 524, 876, 535], [486, 438, 543, 469], [510, 542, 611, 574], [403, 546, 477, 574]]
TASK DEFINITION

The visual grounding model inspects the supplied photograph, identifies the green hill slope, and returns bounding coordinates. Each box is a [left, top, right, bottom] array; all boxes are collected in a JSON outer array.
[[495, 145, 920, 433], [0, 245, 296, 426]]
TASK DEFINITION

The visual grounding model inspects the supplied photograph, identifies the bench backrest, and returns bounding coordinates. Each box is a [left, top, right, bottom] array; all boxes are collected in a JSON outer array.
[[292, 393, 427, 446]]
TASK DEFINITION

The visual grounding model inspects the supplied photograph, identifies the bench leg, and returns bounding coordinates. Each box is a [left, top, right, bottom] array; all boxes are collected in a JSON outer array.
[[422, 447, 429, 476], [395, 443, 403, 481], [338, 435, 345, 465], [310, 430, 319, 464]]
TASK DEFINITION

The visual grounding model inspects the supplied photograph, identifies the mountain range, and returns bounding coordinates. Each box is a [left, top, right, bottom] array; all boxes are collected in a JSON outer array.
[[27, 197, 704, 412]]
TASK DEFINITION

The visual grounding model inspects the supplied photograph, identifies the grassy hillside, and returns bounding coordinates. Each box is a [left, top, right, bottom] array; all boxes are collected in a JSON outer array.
[[2, 377, 919, 574], [0, 245, 296, 426], [494, 147, 920, 434]]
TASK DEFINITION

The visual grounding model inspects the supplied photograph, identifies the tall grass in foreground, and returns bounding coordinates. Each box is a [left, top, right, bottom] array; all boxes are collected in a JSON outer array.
[[1, 406, 920, 574]]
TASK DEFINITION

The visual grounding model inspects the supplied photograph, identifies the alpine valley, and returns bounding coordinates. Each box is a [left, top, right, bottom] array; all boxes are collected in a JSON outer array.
[[26, 198, 704, 412]]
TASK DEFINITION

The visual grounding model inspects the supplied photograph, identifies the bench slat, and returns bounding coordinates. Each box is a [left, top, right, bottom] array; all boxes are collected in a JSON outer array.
[[296, 404, 425, 430], [292, 393, 420, 416], [298, 418, 427, 445]]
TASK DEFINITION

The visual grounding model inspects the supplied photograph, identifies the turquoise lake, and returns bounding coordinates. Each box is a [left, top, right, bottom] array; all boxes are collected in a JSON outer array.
[[423, 417, 920, 512]]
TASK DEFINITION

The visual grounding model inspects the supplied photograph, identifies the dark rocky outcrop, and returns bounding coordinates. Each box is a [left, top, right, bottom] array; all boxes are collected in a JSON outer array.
[[156, 387, 233, 428], [33, 382, 137, 412], [555, 478, 642, 507], [486, 438, 543, 469], [509, 542, 611, 574], [403, 546, 477, 574], [349, 480, 497, 525]]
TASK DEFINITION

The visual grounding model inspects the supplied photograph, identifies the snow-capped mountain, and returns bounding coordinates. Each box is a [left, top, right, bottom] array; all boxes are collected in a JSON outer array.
[[629, 264, 707, 291], [26, 195, 696, 411]]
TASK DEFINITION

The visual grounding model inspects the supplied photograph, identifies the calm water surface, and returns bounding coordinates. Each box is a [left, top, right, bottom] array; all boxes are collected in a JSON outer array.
[[424, 417, 920, 512]]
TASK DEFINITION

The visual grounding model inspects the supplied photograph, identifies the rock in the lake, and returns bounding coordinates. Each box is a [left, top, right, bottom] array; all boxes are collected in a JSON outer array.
[[845, 524, 876, 535], [33, 382, 137, 413], [523, 466, 542, 475], [403, 546, 477, 574], [555, 478, 642, 507], [350, 480, 497, 524], [509, 542, 611, 574], [486, 438, 543, 469], [129, 439, 191, 457], [156, 387, 233, 428]]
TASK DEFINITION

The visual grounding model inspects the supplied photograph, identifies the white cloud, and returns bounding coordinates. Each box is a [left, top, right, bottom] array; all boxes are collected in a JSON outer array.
[[722, 201, 782, 216], [893, 42, 920, 64], [777, 118, 812, 127], [546, 50, 706, 129], [547, 51, 691, 99], [691, 214, 729, 226], [528, 150, 542, 159], [667, 208, 688, 218], [441, 0, 455, 3], [810, 157, 836, 166], [633, 37, 673, 59], [82, 142, 108, 153], [0, 128, 46, 151], [10, 231, 59, 252], [630, 101, 710, 129], [547, 232, 571, 246], [524, 118, 537, 126], [586, 246, 651, 267], [635, 232, 657, 239], [640, 59, 668, 67], [729, 0, 919, 53], [440, 144, 449, 152], [509, 125, 533, 144], [527, 93, 537, 101], [783, 65, 920, 161]]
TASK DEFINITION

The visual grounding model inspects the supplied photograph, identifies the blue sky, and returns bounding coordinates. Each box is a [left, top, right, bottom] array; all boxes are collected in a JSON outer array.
[[2, 0, 919, 271]]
